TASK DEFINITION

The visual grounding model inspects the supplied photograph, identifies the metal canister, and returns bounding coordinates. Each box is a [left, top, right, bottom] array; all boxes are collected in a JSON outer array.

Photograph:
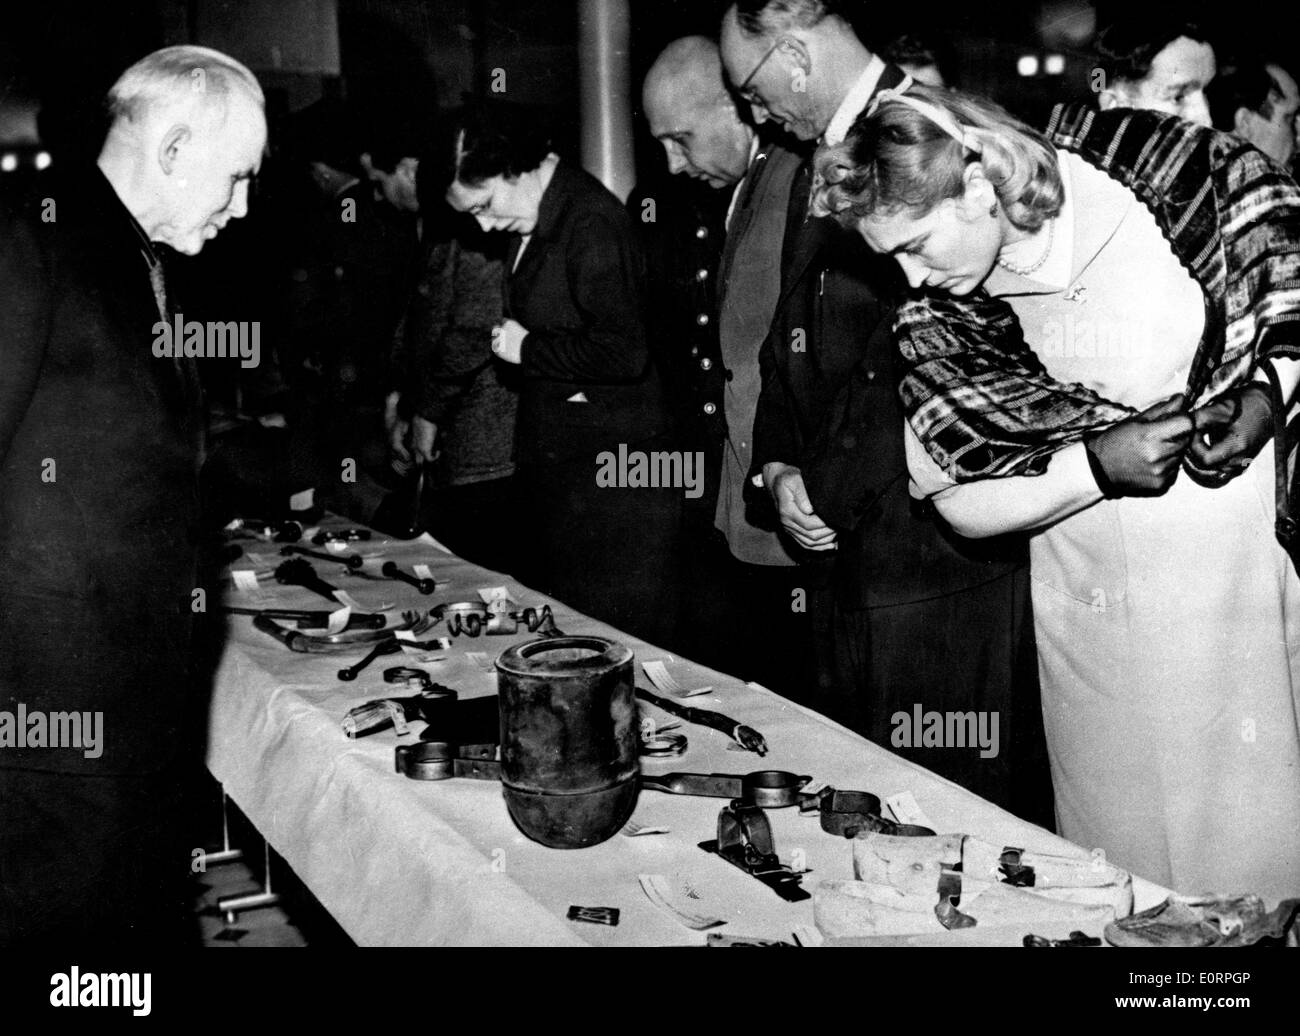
[[495, 636, 637, 849]]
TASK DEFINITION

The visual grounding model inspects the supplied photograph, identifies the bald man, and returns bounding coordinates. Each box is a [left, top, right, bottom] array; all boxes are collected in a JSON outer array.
[[634, 37, 814, 696], [0, 45, 266, 947]]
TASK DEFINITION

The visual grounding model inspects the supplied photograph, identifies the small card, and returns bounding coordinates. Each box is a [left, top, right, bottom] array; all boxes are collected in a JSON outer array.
[[638, 874, 724, 931], [289, 488, 315, 512], [332, 590, 363, 611], [414, 564, 434, 581], [621, 820, 671, 837], [326, 606, 351, 635], [642, 660, 712, 698], [232, 570, 262, 594], [885, 790, 936, 831]]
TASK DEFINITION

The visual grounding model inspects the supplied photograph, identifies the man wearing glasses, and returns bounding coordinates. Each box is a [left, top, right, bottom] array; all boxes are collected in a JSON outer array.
[[717, 1, 1053, 829]]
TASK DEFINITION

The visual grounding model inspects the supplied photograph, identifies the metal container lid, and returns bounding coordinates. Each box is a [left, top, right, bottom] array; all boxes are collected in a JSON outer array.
[[495, 636, 632, 678]]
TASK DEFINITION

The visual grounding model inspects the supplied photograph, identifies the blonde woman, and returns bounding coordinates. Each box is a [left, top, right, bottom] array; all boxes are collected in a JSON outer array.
[[813, 84, 1300, 905]]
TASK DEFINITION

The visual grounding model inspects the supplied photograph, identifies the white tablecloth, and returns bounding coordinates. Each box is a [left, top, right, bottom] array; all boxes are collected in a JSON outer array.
[[208, 525, 1169, 945]]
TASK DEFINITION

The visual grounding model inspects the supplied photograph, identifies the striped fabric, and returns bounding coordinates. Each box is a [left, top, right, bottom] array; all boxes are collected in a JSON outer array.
[[898, 103, 1300, 480]]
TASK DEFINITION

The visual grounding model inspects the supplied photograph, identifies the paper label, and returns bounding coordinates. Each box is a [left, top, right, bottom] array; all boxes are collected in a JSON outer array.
[[643, 660, 711, 698], [289, 488, 315, 512], [638, 874, 724, 931], [885, 790, 936, 831], [232, 570, 261, 593], [413, 564, 434, 581], [332, 590, 363, 611], [326, 606, 351, 635], [621, 821, 671, 837]]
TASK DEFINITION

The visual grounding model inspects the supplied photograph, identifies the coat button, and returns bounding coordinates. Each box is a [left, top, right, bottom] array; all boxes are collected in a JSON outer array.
[[696, 313, 710, 326], [700, 358, 713, 371], [703, 402, 717, 415], [695, 227, 708, 240], [696, 268, 709, 281]]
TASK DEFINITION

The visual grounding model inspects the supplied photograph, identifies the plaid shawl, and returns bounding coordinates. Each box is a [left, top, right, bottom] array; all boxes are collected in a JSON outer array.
[[899, 103, 1300, 480]]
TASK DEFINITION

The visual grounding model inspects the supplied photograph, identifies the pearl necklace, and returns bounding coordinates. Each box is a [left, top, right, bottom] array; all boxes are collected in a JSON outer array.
[[996, 218, 1056, 277]]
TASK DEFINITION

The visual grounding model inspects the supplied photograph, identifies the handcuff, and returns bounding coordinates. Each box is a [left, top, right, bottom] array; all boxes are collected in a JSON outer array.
[[434, 601, 563, 638], [798, 786, 937, 839]]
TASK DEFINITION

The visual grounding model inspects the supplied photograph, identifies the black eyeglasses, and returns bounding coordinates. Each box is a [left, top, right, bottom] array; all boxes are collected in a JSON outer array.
[[737, 39, 781, 105]]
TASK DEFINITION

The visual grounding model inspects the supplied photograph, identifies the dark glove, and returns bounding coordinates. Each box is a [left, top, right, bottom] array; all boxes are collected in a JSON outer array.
[[1183, 383, 1274, 488], [1084, 394, 1193, 498]]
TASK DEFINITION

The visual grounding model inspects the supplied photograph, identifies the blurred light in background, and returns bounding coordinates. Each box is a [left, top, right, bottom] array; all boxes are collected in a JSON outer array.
[[35, 150, 52, 170], [1, 153, 18, 173], [1017, 55, 1040, 77], [1044, 54, 1065, 75]]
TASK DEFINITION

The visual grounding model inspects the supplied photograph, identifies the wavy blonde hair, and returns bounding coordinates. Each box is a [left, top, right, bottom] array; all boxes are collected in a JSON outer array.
[[813, 85, 1063, 231]]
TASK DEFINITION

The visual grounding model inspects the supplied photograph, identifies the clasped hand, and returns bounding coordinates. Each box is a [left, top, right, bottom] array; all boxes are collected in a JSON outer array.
[[1086, 386, 1272, 497]]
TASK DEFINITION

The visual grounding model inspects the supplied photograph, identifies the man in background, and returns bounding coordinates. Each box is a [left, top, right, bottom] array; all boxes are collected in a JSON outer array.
[[1095, 14, 1217, 125], [639, 36, 811, 696], [1210, 59, 1299, 166]]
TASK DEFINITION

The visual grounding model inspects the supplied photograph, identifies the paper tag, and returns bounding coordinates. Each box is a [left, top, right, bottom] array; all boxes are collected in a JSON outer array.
[[414, 564, 434, 581], [324, 606, 351, 635], [332, 590, 363, 611], [621, 820, 671, 837], [386, 700, 410, 736], [324, 539, 349, 554], [638, 874, 724, 931], [643, 660, 712, 699], [477, 586, 513, 614], [885, 790, 936, 831], [232, 570, 261, 593], [792, 925, 825, 948], [466, 651, 494, 673], [289, 488, 315, 512], [800, 779, 831, 798]]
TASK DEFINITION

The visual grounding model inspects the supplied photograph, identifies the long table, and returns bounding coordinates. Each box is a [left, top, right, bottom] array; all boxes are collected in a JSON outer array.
[[207, 522, 1169, 946]]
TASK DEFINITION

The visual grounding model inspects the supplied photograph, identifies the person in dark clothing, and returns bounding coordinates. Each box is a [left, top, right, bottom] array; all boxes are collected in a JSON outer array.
[[0, 45, 267, 947], [425, 101, 680, 645], [391, 195, 520, 575]]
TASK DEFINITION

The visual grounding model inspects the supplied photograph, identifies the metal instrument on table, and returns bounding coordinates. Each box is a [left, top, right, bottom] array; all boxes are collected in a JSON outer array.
[[344, 673, 460, 738], [274, 558, 344, 602], [699, 802, 810, 902], [337, 639, 404, 681], [222, 606, 386, 631], [799, 787, 937, 839], [226, 517, 303, 542], [252, 609, 435, 653], [312, 528, 372, 545], [381, 561, 436, 595], [495, 636, 639, 849], [280, 544, 365, 570], [639, 770, 811, 808], [435, 601, 564, 638], [635, 687, 767, 756]]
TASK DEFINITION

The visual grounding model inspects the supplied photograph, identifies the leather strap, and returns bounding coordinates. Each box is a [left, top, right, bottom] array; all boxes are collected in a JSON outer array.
[[1262, 363, 1300, 559]]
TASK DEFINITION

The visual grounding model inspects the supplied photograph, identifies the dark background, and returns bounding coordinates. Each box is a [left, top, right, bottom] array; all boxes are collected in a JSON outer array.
[[2, 0, 1293, 181]]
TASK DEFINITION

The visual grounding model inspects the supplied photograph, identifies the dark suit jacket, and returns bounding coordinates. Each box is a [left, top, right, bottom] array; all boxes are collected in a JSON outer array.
[[0, 168, 203, 775], [506, 160, 668, 466], [751, 64, 1026, 609]]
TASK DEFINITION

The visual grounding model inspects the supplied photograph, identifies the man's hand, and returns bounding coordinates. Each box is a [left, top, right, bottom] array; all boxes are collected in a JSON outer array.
[[492, 319, 528, 365], [1084, 394, 1193, 497], [411, 415, 438, 467], [762, 461, 837, 550], [1184, 383, 1273, 486], [384, 391, 412, 473]]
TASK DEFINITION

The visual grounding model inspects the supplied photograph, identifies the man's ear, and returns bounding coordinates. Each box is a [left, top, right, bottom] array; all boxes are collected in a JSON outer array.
[[158, 124, 191, 176], [776, 34, 811, 74], [1233, 106, 1256, 138]]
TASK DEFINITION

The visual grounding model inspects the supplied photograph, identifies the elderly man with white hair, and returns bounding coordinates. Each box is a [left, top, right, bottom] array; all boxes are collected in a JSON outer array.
[[0, 45, 266, 948]]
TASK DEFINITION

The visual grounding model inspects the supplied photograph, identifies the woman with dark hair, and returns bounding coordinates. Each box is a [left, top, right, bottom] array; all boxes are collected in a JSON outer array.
[[420, 101, 679, 644], [812, 84, 1300, 905]]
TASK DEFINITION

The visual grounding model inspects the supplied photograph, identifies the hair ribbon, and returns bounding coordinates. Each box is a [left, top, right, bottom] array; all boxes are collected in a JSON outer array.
[[868, 78, 983, 154]]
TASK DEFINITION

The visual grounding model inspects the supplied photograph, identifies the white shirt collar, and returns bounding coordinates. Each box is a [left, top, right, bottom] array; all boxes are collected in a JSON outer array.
[[822, 55, 887, 146], [726, 134, 763, 231]]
